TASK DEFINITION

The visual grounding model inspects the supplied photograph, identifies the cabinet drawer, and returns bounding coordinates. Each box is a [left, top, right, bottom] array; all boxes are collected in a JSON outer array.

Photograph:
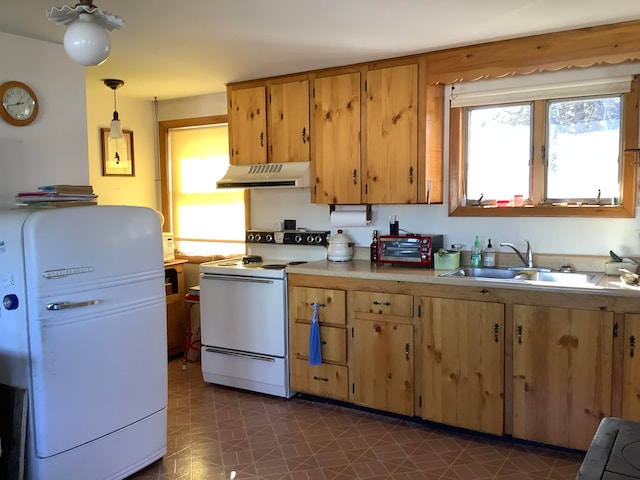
[[291, 287, 346, 325], [353, 291, 413, 319], [291, 359, 349, 400], [292, 323, 347, 363]]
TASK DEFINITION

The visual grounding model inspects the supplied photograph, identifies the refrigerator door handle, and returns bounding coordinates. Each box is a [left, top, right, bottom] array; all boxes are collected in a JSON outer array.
[[46, 300, 102, 311]]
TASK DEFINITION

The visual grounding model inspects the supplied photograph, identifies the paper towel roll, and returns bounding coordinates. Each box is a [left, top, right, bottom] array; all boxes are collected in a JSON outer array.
[[330, 210, 370, 227]]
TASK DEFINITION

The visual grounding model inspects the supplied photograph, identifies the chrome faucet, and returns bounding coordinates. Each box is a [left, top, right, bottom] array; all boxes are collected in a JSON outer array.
[[500, 240, 533, 268]]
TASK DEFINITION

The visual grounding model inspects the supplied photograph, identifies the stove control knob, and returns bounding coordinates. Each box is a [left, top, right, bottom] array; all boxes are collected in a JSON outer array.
[[314, 235, 323, 244], [247, 233, 255, 242], [3, 294, 19, 310], [254, 233, 262, 242], [265, 233, 273, 242], [306, 235, 315, 244], [294, 234, 303, 243]]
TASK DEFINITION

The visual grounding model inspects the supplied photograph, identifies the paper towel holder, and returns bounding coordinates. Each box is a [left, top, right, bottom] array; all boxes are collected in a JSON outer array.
[[329, 204, 372, 222]]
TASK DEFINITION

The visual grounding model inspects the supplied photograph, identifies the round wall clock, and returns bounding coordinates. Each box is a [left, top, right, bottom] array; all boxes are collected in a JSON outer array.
[[0, 81, 39, 126]]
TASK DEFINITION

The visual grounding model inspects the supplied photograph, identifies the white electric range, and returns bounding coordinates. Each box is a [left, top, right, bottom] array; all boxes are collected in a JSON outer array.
[[199, 230, 329, 398]]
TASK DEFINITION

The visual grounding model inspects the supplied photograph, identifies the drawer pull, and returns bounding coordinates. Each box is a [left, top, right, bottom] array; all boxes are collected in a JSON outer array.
[[373, 300, 391, 307], [321, 340, 327, 345], [313, 375, 329, 382], [312, 302, 326, 308]]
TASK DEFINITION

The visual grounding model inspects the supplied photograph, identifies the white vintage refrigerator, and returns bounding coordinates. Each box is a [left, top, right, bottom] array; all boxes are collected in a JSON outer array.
[[0, 205, 167, 479]]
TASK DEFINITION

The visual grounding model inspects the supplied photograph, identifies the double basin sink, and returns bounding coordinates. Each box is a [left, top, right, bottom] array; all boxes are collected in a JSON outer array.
[[439, 266, 605, 287]]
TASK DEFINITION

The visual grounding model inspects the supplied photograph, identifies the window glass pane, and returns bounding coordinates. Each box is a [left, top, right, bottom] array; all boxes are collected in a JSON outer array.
[[466, 104, 532, 201], [169, 124, 246, 257], [546, 96, 621, 201]]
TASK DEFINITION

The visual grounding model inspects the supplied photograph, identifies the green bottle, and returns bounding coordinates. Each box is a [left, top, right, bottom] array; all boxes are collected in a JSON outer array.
[[470, 235, 482, 267]]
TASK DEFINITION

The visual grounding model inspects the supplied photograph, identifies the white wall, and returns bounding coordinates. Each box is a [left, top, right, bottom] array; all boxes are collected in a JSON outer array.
[[0, 33, 88, 208], [85, 83, 158, 208], [250, 189, 640, 257]]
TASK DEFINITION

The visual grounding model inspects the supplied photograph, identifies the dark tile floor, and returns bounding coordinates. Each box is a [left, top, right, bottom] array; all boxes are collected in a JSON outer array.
[[128, 359, 584, 479]]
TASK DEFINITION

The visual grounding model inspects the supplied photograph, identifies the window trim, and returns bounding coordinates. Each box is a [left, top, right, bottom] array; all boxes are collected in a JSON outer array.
[[158, 115, 250, 261], [448, 76, 639, 218]]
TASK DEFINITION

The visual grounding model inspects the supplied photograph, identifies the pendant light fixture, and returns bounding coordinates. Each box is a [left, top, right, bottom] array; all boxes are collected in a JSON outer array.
[[47, 0, 124, 67], [104, 79, 124, 140]]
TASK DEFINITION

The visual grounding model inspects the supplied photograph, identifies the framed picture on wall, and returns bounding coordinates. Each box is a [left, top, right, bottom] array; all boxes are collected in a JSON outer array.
[[101, 128, 135, 176]]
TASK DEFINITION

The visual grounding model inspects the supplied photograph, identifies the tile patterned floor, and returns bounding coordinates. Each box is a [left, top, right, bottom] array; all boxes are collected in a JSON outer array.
[[129, 359, 584, 480]]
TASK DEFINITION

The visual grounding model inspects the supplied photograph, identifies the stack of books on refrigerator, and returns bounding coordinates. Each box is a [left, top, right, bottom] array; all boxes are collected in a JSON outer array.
[[15, 185, 98, 208]]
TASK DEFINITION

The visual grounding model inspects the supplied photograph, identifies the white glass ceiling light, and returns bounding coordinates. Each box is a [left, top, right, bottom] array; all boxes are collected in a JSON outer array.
[[47, 0, 124, 67], [104, 79, 124, 139]]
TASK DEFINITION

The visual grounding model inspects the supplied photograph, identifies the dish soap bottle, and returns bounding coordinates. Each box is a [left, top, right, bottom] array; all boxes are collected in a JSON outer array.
[[470, 235, 482, 267], [483, 239, 496, 267]]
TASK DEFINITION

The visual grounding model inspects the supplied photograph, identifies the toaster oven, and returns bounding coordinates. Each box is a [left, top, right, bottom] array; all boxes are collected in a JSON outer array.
[[377, 234, 444, 267]]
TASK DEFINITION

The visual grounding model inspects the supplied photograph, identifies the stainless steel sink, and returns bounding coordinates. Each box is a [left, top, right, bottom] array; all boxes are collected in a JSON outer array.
[[439, 267, 604, 286], [439, 267, 521, 279]]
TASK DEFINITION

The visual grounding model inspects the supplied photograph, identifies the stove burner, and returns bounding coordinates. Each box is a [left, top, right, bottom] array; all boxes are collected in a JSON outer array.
[[287, 261, 308, 266], [261, 264, 287, 270], [242, 255, 262, 264]]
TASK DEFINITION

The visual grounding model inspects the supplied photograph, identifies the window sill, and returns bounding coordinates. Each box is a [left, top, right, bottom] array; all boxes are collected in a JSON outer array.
[[449, 204, 634, 218]]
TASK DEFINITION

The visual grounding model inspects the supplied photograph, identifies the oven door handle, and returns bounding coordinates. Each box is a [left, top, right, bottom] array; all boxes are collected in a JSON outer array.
[[201, 275, 275, 285], [205, 347, 276, 362]]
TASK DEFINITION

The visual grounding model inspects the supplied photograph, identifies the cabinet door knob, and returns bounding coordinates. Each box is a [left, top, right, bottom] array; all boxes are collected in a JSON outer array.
[[352, 169, 358, 185], [517, 324, 523, 344], [302, 127, 307, 144], [631, 335, 636, 358], [493, 323, 500, 343], [409, 166, 414, 184], [259, 131, 264, 147], [405, 343, 410, 361]]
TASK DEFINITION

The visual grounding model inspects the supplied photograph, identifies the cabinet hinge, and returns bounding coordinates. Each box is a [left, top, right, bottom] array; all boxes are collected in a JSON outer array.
[[614, 322, 619, 338], [419, 395, 422, 408], [351, 327, 354, 338], [269, 93, 271, 104], [352, 383, 355, 394], [365, 184, 368, 195], [417, 305, 422, 318]]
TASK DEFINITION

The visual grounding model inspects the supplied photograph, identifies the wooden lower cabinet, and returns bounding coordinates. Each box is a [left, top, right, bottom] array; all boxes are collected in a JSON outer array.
[[165, 260, 187, 356], [420, 297, 504, 435], [622, 313, 640, 421], [289, 286, 349, 400], [351, 318, 414, 415], [291, 359, 349, 400], [351, 291, 414, 416], [512, 304, 613, 451]]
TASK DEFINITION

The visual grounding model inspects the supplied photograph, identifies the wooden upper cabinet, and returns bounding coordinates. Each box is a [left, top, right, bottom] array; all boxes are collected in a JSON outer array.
[[269, 80, 310, 163], [365, 64, 418, 204], [512, 305, 613, 451], [313, 72, 361, 204], [229, 86, 268, 165]]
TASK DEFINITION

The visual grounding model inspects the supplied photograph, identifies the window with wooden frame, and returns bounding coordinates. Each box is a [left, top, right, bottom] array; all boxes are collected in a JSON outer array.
[[448, 67, 640, 218], [159, 115, 249, 260]]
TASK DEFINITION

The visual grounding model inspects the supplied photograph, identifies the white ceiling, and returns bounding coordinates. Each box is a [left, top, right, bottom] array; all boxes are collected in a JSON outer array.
[[2, 0, 640, 100]]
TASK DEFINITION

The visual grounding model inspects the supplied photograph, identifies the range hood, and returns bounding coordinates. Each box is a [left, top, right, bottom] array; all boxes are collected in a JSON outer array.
[[216, 162, 310, 189]]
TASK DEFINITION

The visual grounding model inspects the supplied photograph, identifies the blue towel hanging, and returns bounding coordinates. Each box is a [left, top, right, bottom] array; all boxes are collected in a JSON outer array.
[[308, 303, 322, 366]]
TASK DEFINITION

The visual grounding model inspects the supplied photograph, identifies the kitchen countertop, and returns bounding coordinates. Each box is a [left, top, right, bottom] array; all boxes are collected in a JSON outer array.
[[286, 259, 640, 298]]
